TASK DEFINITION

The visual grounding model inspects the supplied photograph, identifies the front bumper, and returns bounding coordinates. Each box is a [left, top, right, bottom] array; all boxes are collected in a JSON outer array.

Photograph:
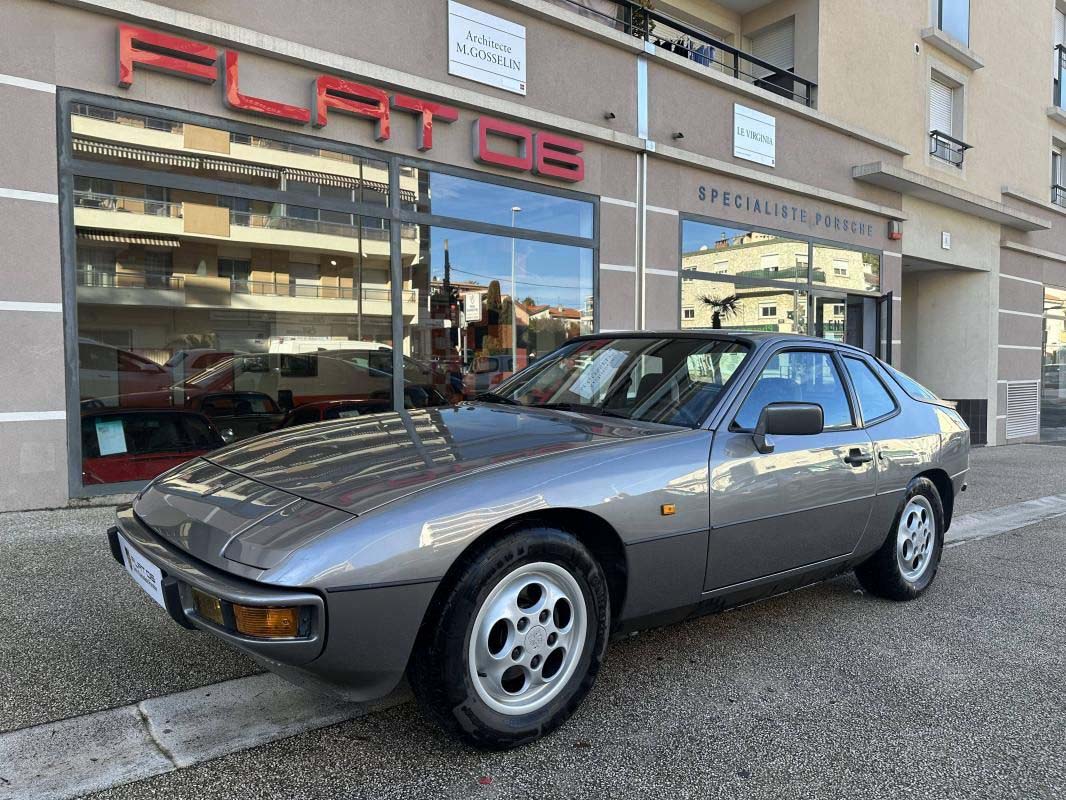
[[108, 505, 325, 666], [109, 505, 441, 701]]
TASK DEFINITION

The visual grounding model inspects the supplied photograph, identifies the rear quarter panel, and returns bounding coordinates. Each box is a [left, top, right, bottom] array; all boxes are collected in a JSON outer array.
[[853, 398, 968, 557]]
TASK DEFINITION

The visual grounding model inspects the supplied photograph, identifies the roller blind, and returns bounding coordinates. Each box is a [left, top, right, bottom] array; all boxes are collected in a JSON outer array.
[[1056, 9, 1065, 46], [751, 20, 795, 72], [929, 79, 954, 135]]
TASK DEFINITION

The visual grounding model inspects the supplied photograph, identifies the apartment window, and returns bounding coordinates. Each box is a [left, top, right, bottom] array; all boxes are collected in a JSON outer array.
[[937, 0, 969, 46], [832, 303, 846, 316], [1054, 149, 1066, 207], [682, 307, 696, 320], [833, 260, 849, 277], [929, 76, 968, 166], [715, 260, 729, 274], [760, 254, 780, 275], [1056, 10, 1066, 107], [217, 258, 251, 282], [760, 303, 777, 318]]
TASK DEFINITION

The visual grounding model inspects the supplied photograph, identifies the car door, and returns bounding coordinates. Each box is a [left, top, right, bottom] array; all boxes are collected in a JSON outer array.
[[705, 346, 877, 591]]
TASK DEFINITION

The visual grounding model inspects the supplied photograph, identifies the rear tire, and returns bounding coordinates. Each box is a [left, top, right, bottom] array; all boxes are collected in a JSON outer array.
[[855, 476, 944, 601], [409, 526, 610, 750]]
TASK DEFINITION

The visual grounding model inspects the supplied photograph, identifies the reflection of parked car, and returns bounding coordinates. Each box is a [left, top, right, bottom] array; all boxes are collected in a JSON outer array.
[[279, 385, 451, 429], [165, 349, 234, 378], [279, 399, 392, 428], [1043, 363, 1066, 390], [190, 392, 286, 442], [111, 332, 971, 749], [463, 353, 515, 396], [81, 409, 223, 484], [78, 338, 172, 408], [178, 347, 455, 410]]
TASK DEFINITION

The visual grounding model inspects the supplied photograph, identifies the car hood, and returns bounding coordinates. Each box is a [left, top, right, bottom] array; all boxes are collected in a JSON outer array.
[[200, 404, 672, 516]]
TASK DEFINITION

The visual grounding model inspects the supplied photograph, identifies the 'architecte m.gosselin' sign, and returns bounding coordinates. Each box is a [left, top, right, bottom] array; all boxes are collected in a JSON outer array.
[[448, 0, 527, 95]]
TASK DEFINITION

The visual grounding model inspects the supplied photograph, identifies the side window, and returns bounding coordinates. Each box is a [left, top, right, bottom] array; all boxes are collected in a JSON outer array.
[[735, 350, 853, 430], [843, 357, 897, 423]]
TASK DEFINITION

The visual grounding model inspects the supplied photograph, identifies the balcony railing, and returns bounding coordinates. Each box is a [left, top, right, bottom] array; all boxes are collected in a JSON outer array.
[[550, 0, 816, 107], [71, 103, 181, 134], [231, 280, 416, 303], [77, 268, 416, 303], [74, 190, 183, 218], [1055, 44, 1066, 108], [1053, 184, 1066, 208], [929, 130, 970, 167], [77, 268, 184, 290], [229, 211, 360, 238]]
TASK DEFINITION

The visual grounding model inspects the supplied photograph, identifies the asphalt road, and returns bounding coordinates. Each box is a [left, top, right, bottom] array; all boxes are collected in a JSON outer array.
[[2, 444, 1064, 799]]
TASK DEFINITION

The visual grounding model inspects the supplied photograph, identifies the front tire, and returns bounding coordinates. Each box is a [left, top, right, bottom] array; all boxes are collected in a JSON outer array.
[[855, 477, 945, 601], [409, 526, 610, 750]]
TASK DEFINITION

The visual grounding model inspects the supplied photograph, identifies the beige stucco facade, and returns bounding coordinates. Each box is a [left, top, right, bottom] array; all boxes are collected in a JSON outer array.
[[0, 0, 1060, 509]]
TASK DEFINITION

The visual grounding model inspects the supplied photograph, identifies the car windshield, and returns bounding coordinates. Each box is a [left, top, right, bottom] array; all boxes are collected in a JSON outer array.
[[487, 337, 750, 427]]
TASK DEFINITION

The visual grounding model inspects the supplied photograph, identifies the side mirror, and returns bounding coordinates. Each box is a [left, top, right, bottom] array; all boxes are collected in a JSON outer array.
[[753, 402, 824, 454]]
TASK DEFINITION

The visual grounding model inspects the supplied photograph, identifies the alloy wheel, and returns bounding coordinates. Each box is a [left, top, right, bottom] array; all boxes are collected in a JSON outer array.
[[896, 495, 937, 583], [468, 561, 588, 715]]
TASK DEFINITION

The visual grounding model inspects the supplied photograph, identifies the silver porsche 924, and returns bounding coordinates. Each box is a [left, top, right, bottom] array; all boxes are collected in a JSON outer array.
[[108, 331, 969, 749]]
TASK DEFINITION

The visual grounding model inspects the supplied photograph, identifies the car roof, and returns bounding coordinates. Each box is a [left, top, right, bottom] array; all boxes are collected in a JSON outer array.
[[567, 330, 873, 356]]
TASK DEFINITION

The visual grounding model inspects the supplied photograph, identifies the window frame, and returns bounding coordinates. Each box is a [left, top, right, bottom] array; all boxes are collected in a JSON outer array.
[[840, 353, 901, 427], [727, 344, 859, 434], [57, 89, 600, 497]]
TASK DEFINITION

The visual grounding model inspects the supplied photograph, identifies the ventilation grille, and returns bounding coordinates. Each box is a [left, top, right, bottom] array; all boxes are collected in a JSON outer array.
[[1006, 381, 1040, 439]]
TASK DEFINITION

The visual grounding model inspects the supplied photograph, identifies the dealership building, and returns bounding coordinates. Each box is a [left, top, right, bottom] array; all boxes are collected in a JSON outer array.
[[1, 0, 1065, 511]]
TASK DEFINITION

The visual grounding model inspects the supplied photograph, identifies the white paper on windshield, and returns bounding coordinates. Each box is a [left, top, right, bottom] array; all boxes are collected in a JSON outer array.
[[569, 348, 629, 400], [95, 418, 128, 456]]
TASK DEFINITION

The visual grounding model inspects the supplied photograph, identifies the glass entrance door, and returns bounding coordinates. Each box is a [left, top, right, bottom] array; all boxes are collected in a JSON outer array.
[[811, 293, 870, 350], [812, 294, 849, 344]]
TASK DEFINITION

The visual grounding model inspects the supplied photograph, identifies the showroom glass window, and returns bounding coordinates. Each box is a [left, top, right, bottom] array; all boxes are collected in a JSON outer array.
[[1043, 286, 1066, 440], [67, 103, 396, 488], [62, 100, 596, 491], [404, 166, 595, 401], [680, 219, 881, 351]]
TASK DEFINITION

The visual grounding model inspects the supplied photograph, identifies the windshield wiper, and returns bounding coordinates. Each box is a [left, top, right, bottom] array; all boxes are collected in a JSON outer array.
[[533, 402, 631, 419], [473, 392, 519, 405]]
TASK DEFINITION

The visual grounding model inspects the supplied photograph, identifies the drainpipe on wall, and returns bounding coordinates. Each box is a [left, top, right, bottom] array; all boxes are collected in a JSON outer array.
[[636, 52, 650, 330]]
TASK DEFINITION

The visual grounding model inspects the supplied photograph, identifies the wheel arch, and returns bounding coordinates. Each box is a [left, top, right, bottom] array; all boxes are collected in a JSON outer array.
[[417, 508, 629, 634], [915, 468, 955, 531]]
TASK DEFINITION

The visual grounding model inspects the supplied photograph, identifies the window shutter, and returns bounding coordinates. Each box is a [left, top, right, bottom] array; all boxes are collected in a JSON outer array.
[[929, 79, 953, 135], [751, 20, 795, 75], [1006, 381, 1040, 439], [1056, 9, 1065, 46]]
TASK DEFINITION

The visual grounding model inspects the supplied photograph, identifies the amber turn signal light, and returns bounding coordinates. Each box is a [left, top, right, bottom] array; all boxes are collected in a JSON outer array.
[[191, 588, 224, 627], [233, 604, 300, 639]]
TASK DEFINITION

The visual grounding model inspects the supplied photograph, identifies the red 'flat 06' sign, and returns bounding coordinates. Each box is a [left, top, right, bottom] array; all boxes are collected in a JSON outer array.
[[116, 25, 585, 183]]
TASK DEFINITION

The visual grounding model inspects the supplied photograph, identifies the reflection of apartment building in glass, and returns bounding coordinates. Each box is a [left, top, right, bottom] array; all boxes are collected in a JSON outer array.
[[72, 104, 420, 365], [681, 229, 881, 342]]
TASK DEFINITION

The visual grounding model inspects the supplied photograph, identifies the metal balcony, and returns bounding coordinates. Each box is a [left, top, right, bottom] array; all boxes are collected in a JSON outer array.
[[550, 0, 816, 107]]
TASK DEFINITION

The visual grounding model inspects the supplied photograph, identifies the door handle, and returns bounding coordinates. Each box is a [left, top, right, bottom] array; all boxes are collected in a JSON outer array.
[[844, 449, 873, 466]]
